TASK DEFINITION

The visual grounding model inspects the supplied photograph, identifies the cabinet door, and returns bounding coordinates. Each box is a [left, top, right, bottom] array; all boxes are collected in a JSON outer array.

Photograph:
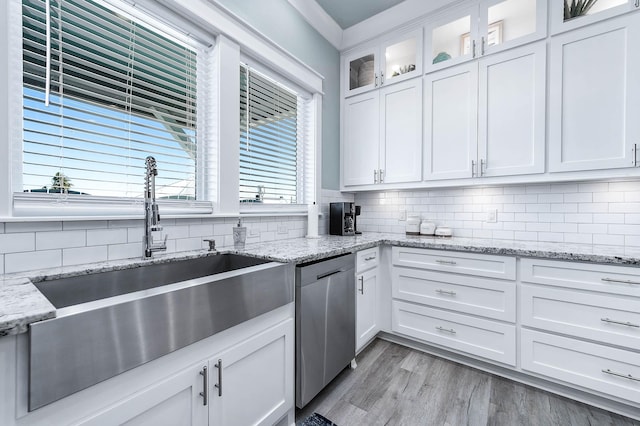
[[209, 319, 293, 426], [344, 46, 379, 97], [424, 63, 478, 180], [343, 91, 380, 186], [425, 6, 478, 73], [549, 14, 640, 172], [79, 364, 208, 426], [479, 0, 547, 56], [550, 0, 638, 35], [478, 42, 546, 177], [380, 28, 423, 87], [379, 78, 423, 184], [356, 268, 379, 352]]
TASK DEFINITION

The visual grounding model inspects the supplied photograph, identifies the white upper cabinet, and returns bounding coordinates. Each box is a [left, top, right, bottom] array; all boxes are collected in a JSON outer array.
[[550, 0, 640, 35], [424, 43, 545, 181], [342, 78, 423, 187], [425, 0, 546, 73], [549, 13, 640, 172], [344, 28, 422, 97], [478, 42, 546, 177], [424, 63, 479, 180]]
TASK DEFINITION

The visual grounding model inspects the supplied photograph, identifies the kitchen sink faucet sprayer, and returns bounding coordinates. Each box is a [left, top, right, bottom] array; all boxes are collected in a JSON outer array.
[[144, 156, 167, 258]]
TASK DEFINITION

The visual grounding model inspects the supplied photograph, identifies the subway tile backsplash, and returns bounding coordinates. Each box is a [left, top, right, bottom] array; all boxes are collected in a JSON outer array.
[[354, 180, 640, 248]]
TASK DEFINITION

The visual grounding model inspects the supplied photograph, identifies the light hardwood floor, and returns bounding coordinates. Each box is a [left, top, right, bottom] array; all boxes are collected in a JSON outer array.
[[296, 339, 640, 426]]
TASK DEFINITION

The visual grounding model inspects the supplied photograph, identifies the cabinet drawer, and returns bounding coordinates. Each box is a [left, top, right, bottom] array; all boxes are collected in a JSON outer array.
[[392, 300, 516, 366], [521, 329, 640, 404], [357, 247, 379, 273], [521, 258, 640, 297], [392, 267, 516, 322], [392, 247, 516, 280], [521, 285, 640, 350]]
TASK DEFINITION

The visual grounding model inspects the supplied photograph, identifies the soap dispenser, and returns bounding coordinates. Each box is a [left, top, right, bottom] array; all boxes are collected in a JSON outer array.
[[233, 218, 247, 249]]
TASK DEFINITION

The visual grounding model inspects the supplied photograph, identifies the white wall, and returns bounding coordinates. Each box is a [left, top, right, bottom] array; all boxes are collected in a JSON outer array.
[[355, 180, 640, 248]]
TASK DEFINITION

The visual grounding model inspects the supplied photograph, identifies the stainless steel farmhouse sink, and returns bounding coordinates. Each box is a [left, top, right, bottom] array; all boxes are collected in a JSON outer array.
[[28, 254, 294, 411]]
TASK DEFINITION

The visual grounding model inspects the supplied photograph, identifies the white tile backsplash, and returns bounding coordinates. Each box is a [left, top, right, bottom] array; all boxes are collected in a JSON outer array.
[[36, 230, 86, 250], [354, 180, 640, 249], [0, 233, 35, 254], [6, 249, 62, 274]]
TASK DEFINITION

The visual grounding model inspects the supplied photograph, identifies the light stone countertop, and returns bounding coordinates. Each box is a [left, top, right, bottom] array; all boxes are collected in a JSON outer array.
[[1, 232, 639, 336]]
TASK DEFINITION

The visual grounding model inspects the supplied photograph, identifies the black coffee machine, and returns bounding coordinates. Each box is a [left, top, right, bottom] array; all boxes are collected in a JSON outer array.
[[330, 202, 361, 236]]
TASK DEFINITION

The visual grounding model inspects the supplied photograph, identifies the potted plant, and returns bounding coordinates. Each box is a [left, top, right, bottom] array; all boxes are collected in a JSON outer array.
[[564, 0, 599, 21]]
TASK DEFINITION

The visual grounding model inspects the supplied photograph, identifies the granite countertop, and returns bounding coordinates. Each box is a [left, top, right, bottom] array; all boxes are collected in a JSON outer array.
[[2, 232, 639, 337]]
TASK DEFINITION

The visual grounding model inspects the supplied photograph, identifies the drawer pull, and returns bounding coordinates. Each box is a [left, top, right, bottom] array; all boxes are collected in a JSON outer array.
[[436, 289, 457, 296], [601, 277, 640, 285], [358, 276, 364, 294], [364, 256, 376, 261], [435, 326, 456, 334], [601, 318, 640, 328], [602, 369, 640, 382], [435, 259, 457, 266]]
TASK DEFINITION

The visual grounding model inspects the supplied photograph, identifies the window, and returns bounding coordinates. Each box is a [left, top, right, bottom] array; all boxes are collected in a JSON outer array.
[[239, 64, 313, 205], [21, 0, 205, 201]]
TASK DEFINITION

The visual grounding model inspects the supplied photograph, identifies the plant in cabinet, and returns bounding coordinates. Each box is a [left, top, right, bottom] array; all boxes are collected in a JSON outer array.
[[564, 0, 599, 20]]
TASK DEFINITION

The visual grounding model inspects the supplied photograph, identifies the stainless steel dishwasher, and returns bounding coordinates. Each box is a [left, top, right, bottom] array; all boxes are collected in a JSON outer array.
[[295, 253, 355, 408]]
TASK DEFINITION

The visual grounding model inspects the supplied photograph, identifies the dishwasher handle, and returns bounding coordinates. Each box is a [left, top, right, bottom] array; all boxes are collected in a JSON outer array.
[[316, 269, 346, 280]]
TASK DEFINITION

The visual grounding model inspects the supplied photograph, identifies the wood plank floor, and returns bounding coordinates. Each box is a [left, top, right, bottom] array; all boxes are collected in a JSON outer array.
[[296, 339, 640, 426]]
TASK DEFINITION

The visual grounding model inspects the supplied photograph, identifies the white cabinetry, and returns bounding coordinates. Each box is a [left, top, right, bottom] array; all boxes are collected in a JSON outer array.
[[549, 13, 640, 172], [550, 0, 640, 35], [344, 28, 422, 97], [520, 259, 640, 404], [343, 78, 423, 187], [391, 247, 517, 366], [356, 247, 380, 352], [425, 0, 546, 73], [424, 42, 545, 180], [208, 319, 293, 426]]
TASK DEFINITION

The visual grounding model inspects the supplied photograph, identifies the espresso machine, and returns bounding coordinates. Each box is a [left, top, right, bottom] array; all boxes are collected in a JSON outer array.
[[330, 202, 361, 236]]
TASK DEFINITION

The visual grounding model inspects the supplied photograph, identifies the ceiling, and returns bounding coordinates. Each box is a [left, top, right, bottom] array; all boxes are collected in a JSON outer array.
[[315, 0, 406, 29]]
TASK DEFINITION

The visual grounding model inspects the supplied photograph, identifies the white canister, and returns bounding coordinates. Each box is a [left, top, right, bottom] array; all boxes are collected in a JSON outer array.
[[406, 213, 421, 235], [420, 220, 436, 235]]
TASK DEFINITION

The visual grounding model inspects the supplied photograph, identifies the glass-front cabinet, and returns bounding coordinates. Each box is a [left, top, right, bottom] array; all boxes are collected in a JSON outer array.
[[551, 0, 639, 34], [425, 0, 546, 72], [344, 28, 422, 97]]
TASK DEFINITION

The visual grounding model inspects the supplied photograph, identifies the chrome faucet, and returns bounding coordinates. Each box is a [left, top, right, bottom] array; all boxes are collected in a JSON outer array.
[[144, 156, 167, 258]]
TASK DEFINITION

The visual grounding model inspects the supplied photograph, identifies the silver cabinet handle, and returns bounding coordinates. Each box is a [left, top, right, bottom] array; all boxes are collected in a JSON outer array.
[[436, 326, 456, 334], [636, 0, 639, 8], [471, 160, 477, 177], [602, 369, 640, 382], [379, 169, 384, 183], [634, 143, 638, 167], [435, 259, 457, 265], [199, 366, 208, 405], [602, 277, 640, 285], [358, 276, 364, 294], [214, 359, 222, 397], [472, 39, 477, 58], [480, 159, 487, 176], [364, 256, 376, 261], [436, 289, 457, 296], [481, 36, 485, 55], [601, 318, 640, 328], [374, 169, 378, 184], [381, 71, 385, 85], [375, 73, 378, 87]]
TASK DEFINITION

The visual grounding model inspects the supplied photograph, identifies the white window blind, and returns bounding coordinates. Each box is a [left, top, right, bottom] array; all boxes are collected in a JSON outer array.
[[240, 64, 311, 205], [22, 0, 201, 200]]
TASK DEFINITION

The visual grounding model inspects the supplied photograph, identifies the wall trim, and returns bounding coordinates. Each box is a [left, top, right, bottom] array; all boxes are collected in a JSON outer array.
[[286, 0, 343, 49]]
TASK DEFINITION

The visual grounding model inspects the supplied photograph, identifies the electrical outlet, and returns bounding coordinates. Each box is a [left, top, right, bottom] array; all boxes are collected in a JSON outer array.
[[486, 209, 498, 223], [398, 210, 407, 221], [277, 225, 288, 234]]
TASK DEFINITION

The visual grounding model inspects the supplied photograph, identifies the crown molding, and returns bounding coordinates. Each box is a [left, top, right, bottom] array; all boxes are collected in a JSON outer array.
[[287, 0, 343, 49]]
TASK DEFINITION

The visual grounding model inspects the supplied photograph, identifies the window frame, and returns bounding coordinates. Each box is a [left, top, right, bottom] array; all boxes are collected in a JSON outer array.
[[0, 0, 324, 219]]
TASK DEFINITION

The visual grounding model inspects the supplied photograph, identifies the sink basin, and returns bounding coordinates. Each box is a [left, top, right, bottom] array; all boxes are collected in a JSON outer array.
[[29, 253, 293, 411], [34, 254, 269, 309]]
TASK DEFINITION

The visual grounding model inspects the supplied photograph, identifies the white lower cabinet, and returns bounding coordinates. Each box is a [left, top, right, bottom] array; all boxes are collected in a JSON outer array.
[[356, 247, 380, 352], [208, 319, 293, 426]]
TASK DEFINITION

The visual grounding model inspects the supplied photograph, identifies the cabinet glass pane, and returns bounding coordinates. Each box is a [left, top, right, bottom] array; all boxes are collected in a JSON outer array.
[[431, 16, 471, 64], [563, 0, 626, 21], [488, 0, 537, 45], [385, 38, 417, 78], [350, 54, 375, 90]]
